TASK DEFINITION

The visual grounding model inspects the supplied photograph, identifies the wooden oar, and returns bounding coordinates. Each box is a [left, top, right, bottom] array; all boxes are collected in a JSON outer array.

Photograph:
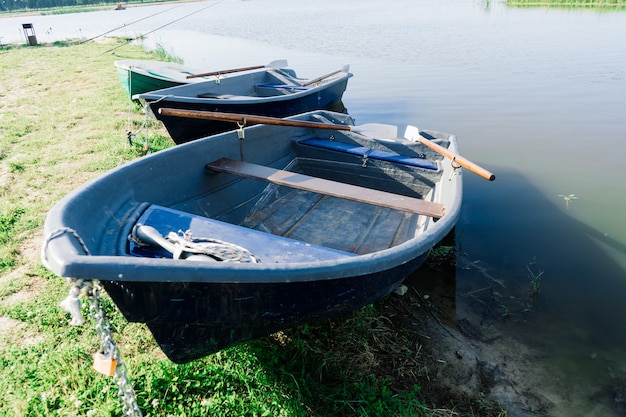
[[157, 108, 493, 179], [157, 108, 399, 138], [186, 59, 288, 79], [302, 65, 350, 86], [404, 126, 495, 181]]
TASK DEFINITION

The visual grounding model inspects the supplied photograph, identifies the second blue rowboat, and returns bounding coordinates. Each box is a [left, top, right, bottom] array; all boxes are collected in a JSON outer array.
[[136, 65, 353, 144]]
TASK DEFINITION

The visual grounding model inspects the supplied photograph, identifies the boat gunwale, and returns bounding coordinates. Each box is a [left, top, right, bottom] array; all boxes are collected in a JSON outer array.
[[42, 184, 461, 284], [134, 70, 353, 104], [42, 216, 458, 284]]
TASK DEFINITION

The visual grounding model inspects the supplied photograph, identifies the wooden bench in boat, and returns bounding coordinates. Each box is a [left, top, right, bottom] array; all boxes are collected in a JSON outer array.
[[130, 205, 356, 263], [206, 158, 445, 218], [299, 138, 439, 170]]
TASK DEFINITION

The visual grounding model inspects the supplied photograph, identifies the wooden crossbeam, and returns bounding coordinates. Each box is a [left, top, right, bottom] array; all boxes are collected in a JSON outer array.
[[206, 158, 445, 218]]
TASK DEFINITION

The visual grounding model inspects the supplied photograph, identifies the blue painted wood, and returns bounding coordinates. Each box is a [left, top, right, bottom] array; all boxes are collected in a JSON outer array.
[[299, 138, 438, 170]]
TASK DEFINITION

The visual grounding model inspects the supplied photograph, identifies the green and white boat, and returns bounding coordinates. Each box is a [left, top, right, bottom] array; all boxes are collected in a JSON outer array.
[[114, 59, 205, 98], [114, 59, 289, 100]]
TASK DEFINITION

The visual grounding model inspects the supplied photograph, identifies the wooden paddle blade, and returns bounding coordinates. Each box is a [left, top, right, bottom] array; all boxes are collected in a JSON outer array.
[[404, 125, 496, 181], [267, 59, 288, 68], [351, 123, 398, 139]]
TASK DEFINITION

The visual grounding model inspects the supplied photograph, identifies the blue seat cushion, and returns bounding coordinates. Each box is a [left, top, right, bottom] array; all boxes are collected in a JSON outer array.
[[300, 138, 438, 170]]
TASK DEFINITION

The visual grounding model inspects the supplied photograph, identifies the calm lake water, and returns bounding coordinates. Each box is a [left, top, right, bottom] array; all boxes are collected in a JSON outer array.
[[2, 1, 626, 415]]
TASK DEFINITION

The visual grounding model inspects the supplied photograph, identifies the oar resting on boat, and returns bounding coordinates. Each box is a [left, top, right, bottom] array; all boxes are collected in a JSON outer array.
[[159, 108, 496, 181], [404, 126, 495, 181], [140, 66, 353, 144]]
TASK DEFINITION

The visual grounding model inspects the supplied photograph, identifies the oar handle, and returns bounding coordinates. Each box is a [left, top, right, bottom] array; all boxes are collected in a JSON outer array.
[[186, 64, 265, 79], [417, 135, 495, 181], [158, 108, 353, 131]]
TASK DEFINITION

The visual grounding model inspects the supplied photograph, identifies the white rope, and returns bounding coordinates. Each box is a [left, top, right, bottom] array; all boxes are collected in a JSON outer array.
[[41, 227, 90, 270], [130, 225, 261, 263], [167, 230, 261, 263]]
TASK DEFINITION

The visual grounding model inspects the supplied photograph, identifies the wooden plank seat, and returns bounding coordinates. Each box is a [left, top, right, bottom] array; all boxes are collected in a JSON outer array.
[[129, 205, 355, 263], [299, 138, 439, 170], [206, 158, 445, 218]]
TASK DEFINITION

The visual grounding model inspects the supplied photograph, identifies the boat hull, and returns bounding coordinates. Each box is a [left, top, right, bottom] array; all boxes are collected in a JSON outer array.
[[101, 254, 425, 363]]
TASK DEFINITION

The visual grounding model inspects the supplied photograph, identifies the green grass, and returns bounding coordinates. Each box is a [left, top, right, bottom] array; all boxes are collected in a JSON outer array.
[[0, 0, 182, 16], [0, 39, 507, 417], [506, 0, 626, 7]]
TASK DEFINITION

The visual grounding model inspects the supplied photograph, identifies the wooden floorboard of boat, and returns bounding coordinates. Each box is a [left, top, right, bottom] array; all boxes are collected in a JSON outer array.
[[241, 188, 414, 254], [206, 158, 445, 218], [243, 189, 325, 236]]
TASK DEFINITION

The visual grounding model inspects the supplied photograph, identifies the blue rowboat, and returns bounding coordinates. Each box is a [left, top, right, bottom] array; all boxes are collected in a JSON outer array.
[[41, 110, 463, 363], [136, 65, 352, 144]]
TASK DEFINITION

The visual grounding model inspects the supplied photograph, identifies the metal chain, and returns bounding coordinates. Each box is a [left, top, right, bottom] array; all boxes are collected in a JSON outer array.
[[50, 227, 144, 417], [86, 282, 143, 417]]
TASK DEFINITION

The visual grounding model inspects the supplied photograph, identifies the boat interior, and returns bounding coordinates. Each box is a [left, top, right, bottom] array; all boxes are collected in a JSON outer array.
[[146, 68, 341, 100], [129, 122, 449, 262], [197, 69, 312, 98]]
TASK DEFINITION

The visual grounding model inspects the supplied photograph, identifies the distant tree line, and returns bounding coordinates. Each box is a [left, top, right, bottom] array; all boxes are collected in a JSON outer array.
[[0, 0, 144, 13]]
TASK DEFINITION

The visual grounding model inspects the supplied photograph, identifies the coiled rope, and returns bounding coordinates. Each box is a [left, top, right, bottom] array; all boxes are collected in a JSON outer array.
[[130, 224, 261, 263]]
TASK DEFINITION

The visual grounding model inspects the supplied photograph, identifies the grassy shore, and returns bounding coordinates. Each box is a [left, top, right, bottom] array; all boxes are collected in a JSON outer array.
[[0, 0, 187, 17], [506, 0, 626, 6], [2, 0, 624, 17], [0, 40, 507, 417]]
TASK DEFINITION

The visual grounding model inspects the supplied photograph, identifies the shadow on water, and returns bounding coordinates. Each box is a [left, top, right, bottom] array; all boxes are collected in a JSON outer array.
[[235, 168, 626, 416], [407, 166, 626, 416]]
